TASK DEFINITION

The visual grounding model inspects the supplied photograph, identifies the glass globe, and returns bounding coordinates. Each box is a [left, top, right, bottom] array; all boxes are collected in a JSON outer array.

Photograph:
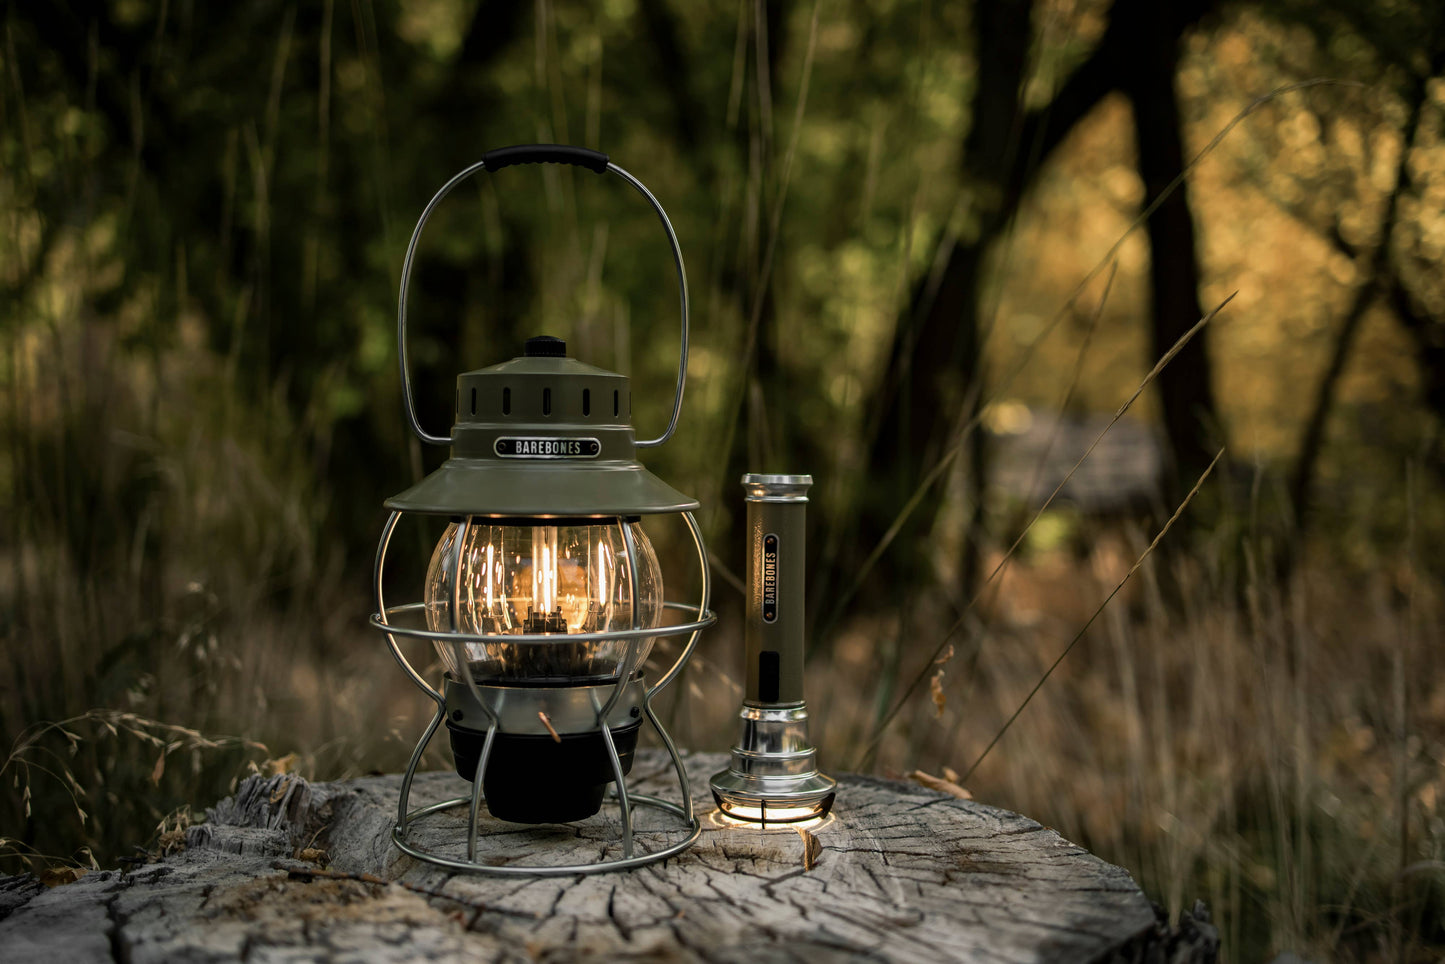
[[424, 519, 662, 682]]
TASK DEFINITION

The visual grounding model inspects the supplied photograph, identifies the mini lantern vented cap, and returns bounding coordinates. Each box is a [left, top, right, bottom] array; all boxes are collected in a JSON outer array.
[[525, 335, 567, 357]]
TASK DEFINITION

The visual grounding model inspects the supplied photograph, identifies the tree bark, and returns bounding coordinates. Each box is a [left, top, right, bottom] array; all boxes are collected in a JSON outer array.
[[0, 752, 1216, 963]]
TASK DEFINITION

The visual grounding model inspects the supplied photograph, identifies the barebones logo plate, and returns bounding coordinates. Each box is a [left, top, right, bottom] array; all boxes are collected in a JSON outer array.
[[494, 437, 602, 459]]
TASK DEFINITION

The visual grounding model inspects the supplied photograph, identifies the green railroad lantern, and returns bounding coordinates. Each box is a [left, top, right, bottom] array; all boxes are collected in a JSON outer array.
[[371, 145, 715, 876]]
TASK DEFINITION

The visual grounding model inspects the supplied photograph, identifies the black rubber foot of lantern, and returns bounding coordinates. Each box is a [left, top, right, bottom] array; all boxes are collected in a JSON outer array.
[[447, 720, 642, 824]]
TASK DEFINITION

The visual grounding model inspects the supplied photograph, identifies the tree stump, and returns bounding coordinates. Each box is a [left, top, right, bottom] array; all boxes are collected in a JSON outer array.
[[0, 750, 1216, 962]]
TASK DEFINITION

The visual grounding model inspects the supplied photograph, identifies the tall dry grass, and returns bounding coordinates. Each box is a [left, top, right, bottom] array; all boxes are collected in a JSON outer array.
[[800, 524, 1445, 961], [0, 315, 437, 871]]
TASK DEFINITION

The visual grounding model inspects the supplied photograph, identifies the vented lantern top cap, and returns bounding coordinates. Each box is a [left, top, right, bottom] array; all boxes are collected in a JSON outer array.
[[524, 335, 567, 357]]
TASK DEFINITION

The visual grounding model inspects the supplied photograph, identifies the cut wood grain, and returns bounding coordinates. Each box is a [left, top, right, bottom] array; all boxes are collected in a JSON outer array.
[[0, 751, 1216, 963]]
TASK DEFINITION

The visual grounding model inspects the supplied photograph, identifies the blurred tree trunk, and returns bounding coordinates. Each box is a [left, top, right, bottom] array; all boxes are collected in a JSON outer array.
[[847, 0, 1029, 611], [816, 0, 1228, 644], [1386, 53, 1445, 445], [1121, 0, 1221, 508], [1288, 61, 1438, 556], [817, 1, 1148, 639]]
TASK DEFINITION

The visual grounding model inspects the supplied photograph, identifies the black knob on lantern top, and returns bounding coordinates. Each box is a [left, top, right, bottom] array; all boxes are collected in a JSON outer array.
[[524, 335, 567, 357]]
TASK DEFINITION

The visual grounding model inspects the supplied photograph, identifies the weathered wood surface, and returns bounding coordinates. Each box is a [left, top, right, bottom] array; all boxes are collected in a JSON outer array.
[[0, 751, 1216, 962]]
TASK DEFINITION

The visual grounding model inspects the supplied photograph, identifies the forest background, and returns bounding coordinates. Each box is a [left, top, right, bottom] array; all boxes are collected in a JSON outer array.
[[3, 0, 1444, 960]]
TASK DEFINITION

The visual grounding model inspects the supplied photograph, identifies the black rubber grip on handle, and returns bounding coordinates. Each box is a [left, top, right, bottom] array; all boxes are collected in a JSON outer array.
[[482, 144, 610, 174]]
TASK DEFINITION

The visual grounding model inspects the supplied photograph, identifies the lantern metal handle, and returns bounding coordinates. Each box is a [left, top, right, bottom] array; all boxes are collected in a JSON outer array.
[[396, 145, 690, 450]]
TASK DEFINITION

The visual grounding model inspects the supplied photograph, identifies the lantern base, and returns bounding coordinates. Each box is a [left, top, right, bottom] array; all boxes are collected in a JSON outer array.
[[391, 789, 701, 877], [447, 720, 641, 824]]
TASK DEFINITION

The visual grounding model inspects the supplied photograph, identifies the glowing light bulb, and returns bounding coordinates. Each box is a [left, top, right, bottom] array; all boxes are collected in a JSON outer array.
[[424, 519, 663, 681]]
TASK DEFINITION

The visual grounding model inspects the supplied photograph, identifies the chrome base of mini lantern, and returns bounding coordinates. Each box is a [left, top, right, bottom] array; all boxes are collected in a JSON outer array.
[[709, 704, 837, 825], [709, 772, 837, 825], [372, 510, 715, 876]]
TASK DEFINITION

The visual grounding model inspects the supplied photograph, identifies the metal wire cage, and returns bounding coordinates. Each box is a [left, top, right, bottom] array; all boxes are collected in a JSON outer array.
[[372, 512, 714, 875], [370, 146, 715, 875]]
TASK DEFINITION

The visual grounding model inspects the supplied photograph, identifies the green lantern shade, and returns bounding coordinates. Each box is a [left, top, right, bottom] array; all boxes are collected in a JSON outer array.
[[385, 339, 698, 518]]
